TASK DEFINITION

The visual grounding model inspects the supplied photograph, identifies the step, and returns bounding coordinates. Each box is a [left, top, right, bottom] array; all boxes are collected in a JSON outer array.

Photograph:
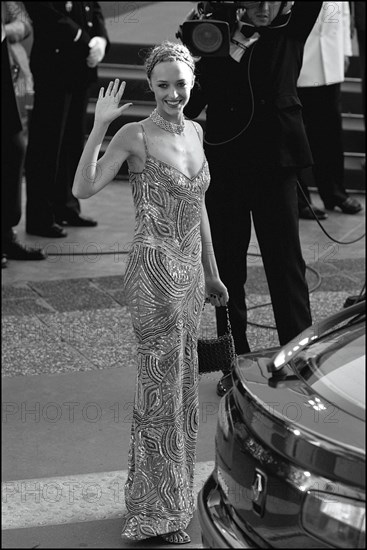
[[341, 114, 366, 152], [103, 42, 154, 66], [86, 100, 152, 136], [345, 55, 365, 79], [344, 152, 366, 191], [90, 64, 153, 103], [341, 78, 364, 114]]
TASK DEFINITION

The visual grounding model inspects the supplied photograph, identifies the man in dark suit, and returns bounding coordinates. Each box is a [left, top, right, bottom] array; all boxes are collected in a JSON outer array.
[[185, 1, 322, 395], [24, 2, 110, 237]]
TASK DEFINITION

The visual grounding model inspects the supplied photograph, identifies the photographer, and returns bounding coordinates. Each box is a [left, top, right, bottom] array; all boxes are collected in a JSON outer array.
[[184, 1, 322, 396]]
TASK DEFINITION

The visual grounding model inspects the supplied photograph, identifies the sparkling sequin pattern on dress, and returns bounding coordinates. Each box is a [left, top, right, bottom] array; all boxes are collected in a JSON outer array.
[[120, 123, 210, 540]]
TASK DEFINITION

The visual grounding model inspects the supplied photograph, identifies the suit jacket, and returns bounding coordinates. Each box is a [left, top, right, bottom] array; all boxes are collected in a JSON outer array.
[[184, 2, 323, 168], [24, 1, 109, 89], [298, 2, 352, 87]]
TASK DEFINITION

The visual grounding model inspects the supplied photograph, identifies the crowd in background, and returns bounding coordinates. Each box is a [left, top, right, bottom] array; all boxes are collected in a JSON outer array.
[[2, 1, 364, 270]]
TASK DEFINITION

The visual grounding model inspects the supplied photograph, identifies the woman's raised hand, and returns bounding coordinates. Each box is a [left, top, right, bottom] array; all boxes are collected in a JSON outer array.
[[94, 79, 132, 126]]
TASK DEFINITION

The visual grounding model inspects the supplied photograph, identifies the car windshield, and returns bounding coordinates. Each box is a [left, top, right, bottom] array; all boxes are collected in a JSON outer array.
[[294, 324, 365, 420]]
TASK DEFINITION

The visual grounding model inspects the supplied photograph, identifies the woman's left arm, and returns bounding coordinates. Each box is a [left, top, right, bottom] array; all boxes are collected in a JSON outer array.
[[200, 201, 229, 307]]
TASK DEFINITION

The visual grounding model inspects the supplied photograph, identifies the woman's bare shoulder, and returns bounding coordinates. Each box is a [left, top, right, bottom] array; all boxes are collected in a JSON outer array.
[[113, 122, 145, 155], [115, 121, 142, 141]]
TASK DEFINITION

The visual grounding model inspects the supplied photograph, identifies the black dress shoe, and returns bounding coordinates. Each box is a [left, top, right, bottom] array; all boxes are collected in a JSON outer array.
[[299, 205, 328, 220], [325, 197, 363, 214], [4, 239, 46, 260], [26, 223, 68, 238], [56, 214, 98, 227], [216, 372, 233, 397]]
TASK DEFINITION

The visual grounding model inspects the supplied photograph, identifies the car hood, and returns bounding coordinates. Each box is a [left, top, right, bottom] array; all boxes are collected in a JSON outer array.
[[233, 337, 365, 487]]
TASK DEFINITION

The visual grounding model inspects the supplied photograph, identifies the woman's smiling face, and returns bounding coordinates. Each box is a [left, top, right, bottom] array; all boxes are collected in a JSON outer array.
[[148, 60, 195, 120]]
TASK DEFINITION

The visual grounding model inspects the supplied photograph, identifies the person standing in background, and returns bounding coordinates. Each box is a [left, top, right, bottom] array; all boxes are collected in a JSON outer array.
[[185, 1, 320, 396], [297, 1, 363, 217], [2, 1, 45, 267], [24, 2, 110, 238]]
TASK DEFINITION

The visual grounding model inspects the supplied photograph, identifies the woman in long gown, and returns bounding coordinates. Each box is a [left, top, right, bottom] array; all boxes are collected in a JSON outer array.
[[72, 41, 229, 545]]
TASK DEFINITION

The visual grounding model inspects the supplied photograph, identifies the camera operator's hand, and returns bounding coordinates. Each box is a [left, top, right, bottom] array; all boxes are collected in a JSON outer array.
[[94, 79, 132, 126]]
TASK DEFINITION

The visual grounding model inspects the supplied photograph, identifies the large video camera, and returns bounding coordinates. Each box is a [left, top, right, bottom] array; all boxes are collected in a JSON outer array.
[[176, 2, 247, 57]]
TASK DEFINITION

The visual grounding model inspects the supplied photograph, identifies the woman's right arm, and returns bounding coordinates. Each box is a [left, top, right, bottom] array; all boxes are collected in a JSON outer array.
[[72, 79, 133, 199]]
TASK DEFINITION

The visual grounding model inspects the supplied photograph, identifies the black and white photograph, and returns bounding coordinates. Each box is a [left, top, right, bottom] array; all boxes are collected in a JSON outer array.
[[2, 2, 365, 548]]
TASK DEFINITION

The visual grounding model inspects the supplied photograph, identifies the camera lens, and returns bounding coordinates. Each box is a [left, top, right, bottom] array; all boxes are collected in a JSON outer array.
[[192, 22, 224, 54]]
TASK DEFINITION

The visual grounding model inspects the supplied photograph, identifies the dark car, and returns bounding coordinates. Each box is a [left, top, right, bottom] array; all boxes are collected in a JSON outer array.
[[198, 300, 365, 549]]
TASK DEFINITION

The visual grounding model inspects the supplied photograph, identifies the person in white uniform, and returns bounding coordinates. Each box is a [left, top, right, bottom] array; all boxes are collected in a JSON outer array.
[[297, 1, 362, 217]]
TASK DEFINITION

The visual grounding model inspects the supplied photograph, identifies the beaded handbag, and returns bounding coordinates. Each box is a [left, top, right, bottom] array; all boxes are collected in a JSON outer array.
[[198, 305, 236, 374]]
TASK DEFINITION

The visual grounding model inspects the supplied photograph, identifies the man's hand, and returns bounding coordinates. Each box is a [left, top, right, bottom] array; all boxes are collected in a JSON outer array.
[[344, 55, 350, 75], [87, 36, 107, 68]]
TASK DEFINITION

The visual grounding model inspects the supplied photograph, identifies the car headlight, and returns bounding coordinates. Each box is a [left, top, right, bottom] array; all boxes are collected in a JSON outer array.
[[302, 491, 365, 549]]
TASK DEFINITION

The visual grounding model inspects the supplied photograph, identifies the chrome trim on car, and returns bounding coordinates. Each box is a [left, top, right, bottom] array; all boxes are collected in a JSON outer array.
[[268, 301, 365, 372]]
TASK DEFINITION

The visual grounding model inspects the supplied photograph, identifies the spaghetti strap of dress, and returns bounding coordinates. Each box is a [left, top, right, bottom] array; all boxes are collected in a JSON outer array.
[[190, 120, 202, 144], [140, 123, 149, 157]]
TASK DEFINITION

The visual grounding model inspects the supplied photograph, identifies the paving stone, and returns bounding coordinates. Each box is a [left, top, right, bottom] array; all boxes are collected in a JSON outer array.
[[28, 279, 92, 296], [2, 342, 92, 377], [107, 290, 128, 306], [318, 274, 364, 292], [43, 291, 119, 313], [1, 285, 36, 300], [309, 291, 355, 318], [90, 275, 125, 291], [28, 280, 119, 313], [2, 299, 55, 317], [328, 257, 365, 271], [307, 260, 339, 276], [2, 316, 59, 347], [38, 309, 134, 347], [2, 285, 363, 378], [36, 310, 137, 372]]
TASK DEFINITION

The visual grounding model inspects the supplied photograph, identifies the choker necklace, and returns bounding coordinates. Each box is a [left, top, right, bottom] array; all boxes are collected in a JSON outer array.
[[149, 108, 185, 135]]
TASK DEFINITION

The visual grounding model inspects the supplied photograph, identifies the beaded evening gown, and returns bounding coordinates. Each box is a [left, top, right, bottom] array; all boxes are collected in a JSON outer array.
[[120, 123, 210, 540]]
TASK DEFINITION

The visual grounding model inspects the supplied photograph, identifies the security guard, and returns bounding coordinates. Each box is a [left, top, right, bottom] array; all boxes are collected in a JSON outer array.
[[24, 2, 110, 237]]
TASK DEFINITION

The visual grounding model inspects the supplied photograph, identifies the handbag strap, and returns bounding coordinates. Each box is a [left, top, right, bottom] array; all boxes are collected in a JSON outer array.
[[202, 302, 233, 336], [223, 305, 233, 336]]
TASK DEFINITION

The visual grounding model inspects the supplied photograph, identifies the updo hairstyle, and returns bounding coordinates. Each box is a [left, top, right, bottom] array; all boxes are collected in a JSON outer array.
[[145, 41, 196, 80]]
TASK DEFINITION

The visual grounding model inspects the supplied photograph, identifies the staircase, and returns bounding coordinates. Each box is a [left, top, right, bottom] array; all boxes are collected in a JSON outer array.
[[342, 56, 365, 191], [87, 42, 365, 191]]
